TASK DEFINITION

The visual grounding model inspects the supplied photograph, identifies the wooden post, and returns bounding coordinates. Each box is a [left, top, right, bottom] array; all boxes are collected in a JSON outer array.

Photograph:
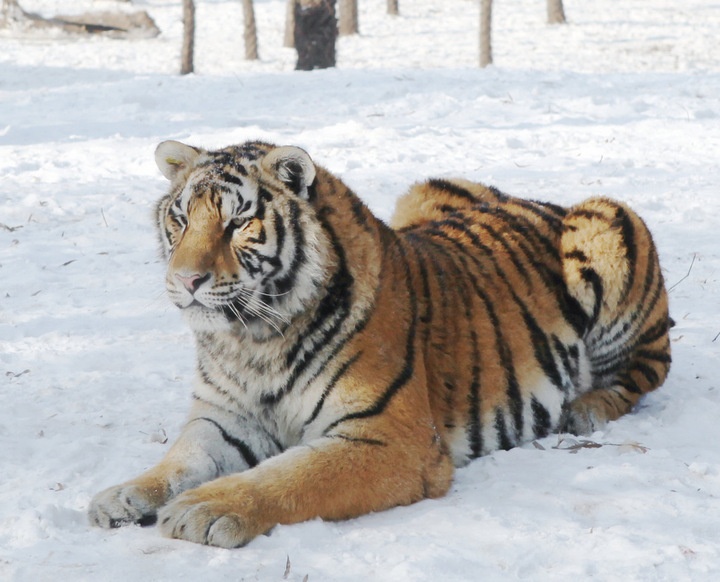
[[242, 0, 259, 60], [181, 0, 195, 75], [479, 0, 492, 68], [338, 0, 358, 36]]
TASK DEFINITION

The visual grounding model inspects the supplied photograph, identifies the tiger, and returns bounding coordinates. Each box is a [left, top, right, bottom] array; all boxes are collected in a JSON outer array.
[[88, 140, 672, 548]]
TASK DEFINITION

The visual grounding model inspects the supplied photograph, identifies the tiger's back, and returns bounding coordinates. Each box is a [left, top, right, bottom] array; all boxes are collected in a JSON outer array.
[[391, 177, 670, 464]]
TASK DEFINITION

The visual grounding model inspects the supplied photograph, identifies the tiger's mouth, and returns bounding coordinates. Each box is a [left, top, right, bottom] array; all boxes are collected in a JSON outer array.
[[175, 281, 292, 335], [180, 297, 248, 319]]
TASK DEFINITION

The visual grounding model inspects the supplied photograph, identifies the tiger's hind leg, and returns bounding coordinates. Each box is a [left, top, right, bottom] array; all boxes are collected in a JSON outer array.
[[559, 198, 672, 434]]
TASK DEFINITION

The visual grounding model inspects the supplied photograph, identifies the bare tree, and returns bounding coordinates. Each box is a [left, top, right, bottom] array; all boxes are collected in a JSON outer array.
[[284, 0, 295, 47], [338, 0, 357, 36], [547, 0, 566, 24], [242, 0, 258, 59], [181, 0, 195, 74], [387, 0, 398, 16], [294, 0, 337, 70], [479, 0, 492, 68]]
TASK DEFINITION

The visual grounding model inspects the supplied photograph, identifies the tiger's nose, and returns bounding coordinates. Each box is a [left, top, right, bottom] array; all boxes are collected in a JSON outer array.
[[175, 273, 211, 294]]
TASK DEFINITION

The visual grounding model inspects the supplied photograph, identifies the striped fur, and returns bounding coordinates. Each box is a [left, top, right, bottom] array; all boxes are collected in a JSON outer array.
[[88, 141, 671, 548]]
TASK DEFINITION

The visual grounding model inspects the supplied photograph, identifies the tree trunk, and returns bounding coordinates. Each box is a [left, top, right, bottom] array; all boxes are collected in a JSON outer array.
[[181, 0, 195, 74], [338, 0, 357, 36], [547, 0, 566, 24], [242, 0, 258, 59], [284, 0, 295, 47], [479, 0, 492, 68], [294, 0, 337, 71], [387, 0, 398, 16]]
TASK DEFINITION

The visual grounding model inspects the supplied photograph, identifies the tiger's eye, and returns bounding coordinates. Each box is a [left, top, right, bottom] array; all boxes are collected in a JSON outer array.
[[228, 217, 252, 235]]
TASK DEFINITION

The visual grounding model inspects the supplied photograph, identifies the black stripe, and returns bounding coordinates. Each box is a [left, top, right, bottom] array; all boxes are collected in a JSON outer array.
[[468, 331, 483, 459], [323, 237, 418, 434], [609, 386, 633, 406], [191, 417, 260, 468], [255, 186, 272, 220], [262, 209, 286, 284], [487, 185, 509, 202], [532, 199, 568, 218], [304, 353, 362, 427], [531, 397, 552, 438], [637, 316, 671, 346], [565, 249, 588, 262], [271, 199, 307, 296], [195, 357, 247, 409], [627, 360, 660, 387], [581, 267, 604, 327], [494, 409, 513, 451], [614, 206, 637, 304], [552, 335, 574, 381], [349, 197, 375, 234], [615, 376, 643, 395], [476, 221, 533, 288], [520, 307, 566, 393], [219, 171, 244, 188], [327, 433, 387, 446], [570, 209, 606, 221], [514, 199, 564, 230], [427, 179, 477, 203]]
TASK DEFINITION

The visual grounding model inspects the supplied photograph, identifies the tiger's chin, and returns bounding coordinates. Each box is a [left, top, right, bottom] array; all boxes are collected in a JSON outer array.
[[179, 301, 288, 340], [180, 303, 235, 333]]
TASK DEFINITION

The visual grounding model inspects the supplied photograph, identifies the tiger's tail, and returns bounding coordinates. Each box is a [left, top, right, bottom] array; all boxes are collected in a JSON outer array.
[[560, 198, 671, 433]]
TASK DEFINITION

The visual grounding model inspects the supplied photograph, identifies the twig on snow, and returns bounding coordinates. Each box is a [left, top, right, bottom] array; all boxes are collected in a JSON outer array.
[[668, 253, 696, 293]]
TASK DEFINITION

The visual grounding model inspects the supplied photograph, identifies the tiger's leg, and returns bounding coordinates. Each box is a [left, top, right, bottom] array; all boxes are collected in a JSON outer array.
[[156, 403, 454, 548], [560, 198, 671, 434], [88, 400, 281, 528]]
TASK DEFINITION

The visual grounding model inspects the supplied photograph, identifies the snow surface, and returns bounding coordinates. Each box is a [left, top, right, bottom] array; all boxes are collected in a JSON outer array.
[[1, 0, 720, 580]]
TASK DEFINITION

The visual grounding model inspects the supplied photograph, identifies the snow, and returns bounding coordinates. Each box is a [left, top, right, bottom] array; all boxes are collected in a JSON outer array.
[[1, 0, 719, 580]]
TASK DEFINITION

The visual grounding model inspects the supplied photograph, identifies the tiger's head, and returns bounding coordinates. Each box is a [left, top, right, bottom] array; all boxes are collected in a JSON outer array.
[[154, 140, 333, 336]]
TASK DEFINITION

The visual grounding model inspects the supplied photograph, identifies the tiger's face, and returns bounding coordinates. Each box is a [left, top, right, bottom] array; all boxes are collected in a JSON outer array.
[[154, 140, 332, 336]]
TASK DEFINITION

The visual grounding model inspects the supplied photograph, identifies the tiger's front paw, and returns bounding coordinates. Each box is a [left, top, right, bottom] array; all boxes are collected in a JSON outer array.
[[157, 484, 262, 549], [88, 483, 163, 528]]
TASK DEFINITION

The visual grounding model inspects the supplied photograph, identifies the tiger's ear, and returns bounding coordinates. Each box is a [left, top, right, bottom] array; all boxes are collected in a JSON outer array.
[[155, 141, 201, 181], [262, 146, 317, 199]]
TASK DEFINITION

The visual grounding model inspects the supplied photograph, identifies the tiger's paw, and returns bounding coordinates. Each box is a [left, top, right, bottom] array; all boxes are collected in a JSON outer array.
[[561, 392, 611, 436], [88, 483, 162, 528], [157, 486, 260, 548], [561, 403, 600, 436]]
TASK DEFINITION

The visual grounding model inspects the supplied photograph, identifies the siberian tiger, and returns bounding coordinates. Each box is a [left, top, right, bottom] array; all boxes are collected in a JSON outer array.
[[88, 140, 671, 548]]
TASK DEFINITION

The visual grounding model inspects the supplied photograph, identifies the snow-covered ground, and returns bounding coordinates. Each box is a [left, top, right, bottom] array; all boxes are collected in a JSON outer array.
[[2, 0, 720, 580]]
